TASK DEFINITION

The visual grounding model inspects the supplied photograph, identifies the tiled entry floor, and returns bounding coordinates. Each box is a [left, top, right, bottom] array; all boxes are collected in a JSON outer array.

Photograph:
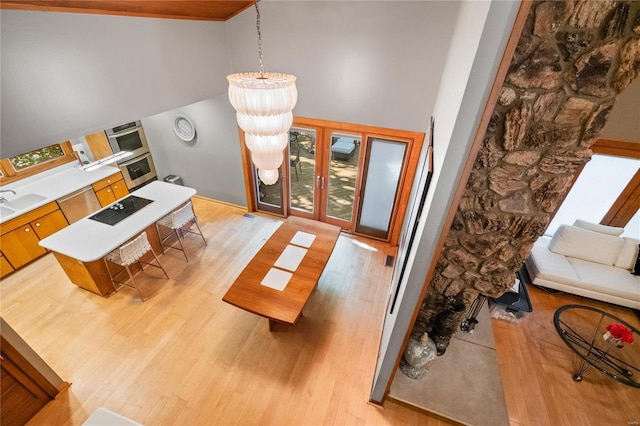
[[388, 303, 509, 426]]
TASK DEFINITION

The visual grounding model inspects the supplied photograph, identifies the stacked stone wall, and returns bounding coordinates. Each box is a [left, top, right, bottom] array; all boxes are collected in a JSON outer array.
[[414, 0, 640, 337]]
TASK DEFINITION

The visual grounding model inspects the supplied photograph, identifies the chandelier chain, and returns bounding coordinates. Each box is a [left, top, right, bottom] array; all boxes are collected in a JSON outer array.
[[255, 0, 264, 77]]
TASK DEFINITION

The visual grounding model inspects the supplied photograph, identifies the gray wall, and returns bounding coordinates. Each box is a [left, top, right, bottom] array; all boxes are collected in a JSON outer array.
[[1, 1, 636, 209], [167, 0, 459, 206], [1, 2, 461, 207], [0, 10, 231, 157], [141, 95, 247, 206], [226, 1, 460, 133], [144, 0, 462, 206]]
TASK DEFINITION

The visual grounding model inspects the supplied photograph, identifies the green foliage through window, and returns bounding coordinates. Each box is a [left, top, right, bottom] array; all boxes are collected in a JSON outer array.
[[9, 144, 65, 170]]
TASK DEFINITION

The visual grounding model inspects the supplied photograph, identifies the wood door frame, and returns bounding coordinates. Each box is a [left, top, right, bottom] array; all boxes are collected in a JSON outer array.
[[592, 139, 640, 228], [241, 128, 288, 217], [241, 117, 424, 246], [287, 124, 325, 221], [320, 128, 366, 232], [354, 136, 411, 240], [592, 138, 640, 159], [292, 117, 425, 246], [601, 168, 640, 227], [0, 333, 68, 425]]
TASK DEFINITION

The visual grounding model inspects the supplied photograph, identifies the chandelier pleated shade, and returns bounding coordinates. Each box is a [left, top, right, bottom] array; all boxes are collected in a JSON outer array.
[[228, 72, 297, 185]]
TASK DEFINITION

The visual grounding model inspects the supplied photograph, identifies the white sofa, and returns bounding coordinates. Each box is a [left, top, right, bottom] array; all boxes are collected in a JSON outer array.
[[525, 220, 640, 310]]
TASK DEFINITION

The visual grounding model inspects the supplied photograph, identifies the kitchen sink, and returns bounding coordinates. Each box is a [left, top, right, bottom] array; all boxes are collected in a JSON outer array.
[[0, 205, 16, 217], [1, 193, 47, 210]]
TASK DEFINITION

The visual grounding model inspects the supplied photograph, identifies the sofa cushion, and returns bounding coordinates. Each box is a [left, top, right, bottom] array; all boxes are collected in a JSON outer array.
[[549, 225, 624, 266], [573, 219, 624, 236], [567, 257, 640, 301], [527, 237, 581, 286], [331, 138, 356, 155], [614, 237, 640, 270]]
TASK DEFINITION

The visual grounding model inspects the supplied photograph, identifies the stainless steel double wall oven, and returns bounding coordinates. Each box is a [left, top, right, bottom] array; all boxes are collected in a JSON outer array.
[[106, 121, 158, 190]]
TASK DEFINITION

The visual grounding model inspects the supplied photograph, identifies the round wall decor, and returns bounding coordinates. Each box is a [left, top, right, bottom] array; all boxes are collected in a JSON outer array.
[[174, 114, 196, 141]]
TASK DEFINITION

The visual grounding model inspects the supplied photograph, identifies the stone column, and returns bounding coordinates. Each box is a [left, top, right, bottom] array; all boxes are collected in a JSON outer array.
[[411, 0, 640, 342]]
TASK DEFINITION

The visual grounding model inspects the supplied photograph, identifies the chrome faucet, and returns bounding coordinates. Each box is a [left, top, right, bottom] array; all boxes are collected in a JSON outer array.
[[0, 189, 16, 203]]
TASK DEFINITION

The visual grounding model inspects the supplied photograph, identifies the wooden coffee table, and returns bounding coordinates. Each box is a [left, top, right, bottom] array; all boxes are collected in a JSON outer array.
[[223, 216, 340, 331], [554, 304, 640, 387]]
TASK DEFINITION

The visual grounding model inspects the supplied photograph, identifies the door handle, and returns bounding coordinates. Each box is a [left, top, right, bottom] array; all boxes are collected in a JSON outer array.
[[316, 176, 326, 190]]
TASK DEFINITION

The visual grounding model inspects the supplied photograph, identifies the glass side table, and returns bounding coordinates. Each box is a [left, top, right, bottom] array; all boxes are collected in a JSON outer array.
[[554, 304, 639, 387]]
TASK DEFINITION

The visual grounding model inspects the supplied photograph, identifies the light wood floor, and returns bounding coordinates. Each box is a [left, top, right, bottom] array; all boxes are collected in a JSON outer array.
[[4, 197, 639, 425], [493, 283, 640, 425], [1, 197, 455, 426]]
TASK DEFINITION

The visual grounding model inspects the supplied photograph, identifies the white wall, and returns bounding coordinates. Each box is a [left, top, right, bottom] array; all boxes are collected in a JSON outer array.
[[226, 1, 460, 134], [0, 10, 231, 157], [370, 0, 521, 403], [141, 95, 247, 206]]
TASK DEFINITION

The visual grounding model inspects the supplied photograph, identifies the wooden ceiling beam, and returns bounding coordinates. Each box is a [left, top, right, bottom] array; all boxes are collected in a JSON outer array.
[[0, 1, 255, 21]]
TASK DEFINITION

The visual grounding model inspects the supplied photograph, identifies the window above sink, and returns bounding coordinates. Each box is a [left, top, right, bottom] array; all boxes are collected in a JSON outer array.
[[0, 141, 77, 186], [9, 144, 65, 171]]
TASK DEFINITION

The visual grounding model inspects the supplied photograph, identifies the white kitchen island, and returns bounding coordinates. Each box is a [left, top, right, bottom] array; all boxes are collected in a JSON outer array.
[[39, 181, 196, 296]]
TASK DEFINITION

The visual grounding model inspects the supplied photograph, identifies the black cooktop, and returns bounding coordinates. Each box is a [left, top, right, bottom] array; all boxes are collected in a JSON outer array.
[[89, 195, 154, 226]]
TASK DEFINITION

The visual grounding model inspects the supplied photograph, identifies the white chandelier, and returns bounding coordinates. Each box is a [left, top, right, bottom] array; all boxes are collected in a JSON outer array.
[[227, 0, 297, 185]]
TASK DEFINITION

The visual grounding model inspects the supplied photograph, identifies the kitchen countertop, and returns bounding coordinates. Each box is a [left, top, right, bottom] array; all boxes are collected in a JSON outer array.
[[0, 163, 121, 224], [39, 181, 196, 262]]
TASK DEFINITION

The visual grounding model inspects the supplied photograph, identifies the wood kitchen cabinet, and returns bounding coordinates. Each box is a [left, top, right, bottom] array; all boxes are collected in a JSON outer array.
[[0, 225, 46, 269], [85, 130, 113, 160], [92, 172, 129, 207], [0, 202, 69, 272], [0, 253, 14, 278], [30, 210, 68, 240]]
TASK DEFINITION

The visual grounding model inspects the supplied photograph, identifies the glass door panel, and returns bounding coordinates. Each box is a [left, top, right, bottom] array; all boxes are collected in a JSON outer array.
[[289, 127, 316, 215], [356, 138, 407, 239], [327, 132, 361, 222], [256, 166, 284, 215]]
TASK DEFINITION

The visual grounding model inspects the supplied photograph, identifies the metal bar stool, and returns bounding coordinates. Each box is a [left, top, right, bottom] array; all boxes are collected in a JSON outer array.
[[104, 231, 169, 301], [155, 201, 207, 261]]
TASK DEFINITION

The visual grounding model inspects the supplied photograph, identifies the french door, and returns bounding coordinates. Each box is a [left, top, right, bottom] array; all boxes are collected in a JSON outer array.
[[246, 117, 424, 245], [287, 126, 363, 232]]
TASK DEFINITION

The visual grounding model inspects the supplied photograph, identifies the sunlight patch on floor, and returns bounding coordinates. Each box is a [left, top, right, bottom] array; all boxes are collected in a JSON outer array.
[[351, 239, 378, 252]]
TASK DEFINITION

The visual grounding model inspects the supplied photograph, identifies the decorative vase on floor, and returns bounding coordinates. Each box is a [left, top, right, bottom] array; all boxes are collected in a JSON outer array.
[[399, 332, 438, 379]]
